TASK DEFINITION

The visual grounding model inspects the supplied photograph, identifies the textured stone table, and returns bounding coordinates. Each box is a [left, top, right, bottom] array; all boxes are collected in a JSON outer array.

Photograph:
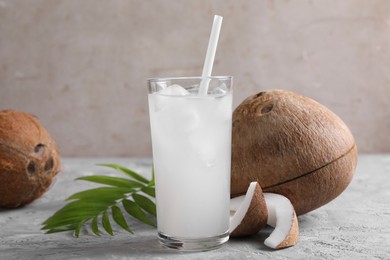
[[1, 155, 389, 259]]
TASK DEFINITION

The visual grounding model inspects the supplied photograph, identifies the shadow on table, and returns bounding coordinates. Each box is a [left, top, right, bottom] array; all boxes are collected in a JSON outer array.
[[13, 236, 183, 259], [228, 226, 275, 251], [4, 214, 314, 259], [12, 228, 277, 259]]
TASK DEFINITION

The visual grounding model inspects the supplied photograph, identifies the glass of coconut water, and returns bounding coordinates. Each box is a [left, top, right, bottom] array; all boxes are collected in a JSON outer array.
[[148, 76, 232, 251]]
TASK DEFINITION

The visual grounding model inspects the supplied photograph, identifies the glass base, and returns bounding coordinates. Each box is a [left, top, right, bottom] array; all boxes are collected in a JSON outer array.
[[158, 231, 229, 252]]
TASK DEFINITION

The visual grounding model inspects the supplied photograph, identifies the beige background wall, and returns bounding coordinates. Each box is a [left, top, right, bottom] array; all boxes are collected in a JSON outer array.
[[0, 0, 389, 156]]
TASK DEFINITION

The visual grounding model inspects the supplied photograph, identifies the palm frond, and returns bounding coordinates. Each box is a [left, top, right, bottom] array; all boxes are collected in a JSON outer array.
[[42, 164, 156, 237]]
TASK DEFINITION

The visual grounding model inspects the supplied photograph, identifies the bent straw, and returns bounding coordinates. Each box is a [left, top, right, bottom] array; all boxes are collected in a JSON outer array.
[[198, 15, 223, 95]]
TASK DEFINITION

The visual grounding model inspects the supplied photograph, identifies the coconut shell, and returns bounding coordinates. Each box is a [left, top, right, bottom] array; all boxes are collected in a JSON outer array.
[[274, 211, 299, 249], [231, 90, 358, 215], [230, 182, 268, 237], [0, 110, 61, 208]]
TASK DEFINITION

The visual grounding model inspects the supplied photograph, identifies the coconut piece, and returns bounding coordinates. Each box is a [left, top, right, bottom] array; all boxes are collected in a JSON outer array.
[[229, 182, 299, 249], [229, 182, 268, 237], [264, 193, 299, 249]]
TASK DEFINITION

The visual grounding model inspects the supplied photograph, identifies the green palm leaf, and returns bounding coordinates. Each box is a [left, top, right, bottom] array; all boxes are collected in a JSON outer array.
[[102, 210, 113, 236], [76, 175, 145, 189], [112, 205, 133, 234], [44, 225, 76, 234], [91, 216, 100, 236], [66, 187, 133, 201], [149, 167, 155, 186], [75, 219, 88, 238], [41, 164, 156, 237], [97, 164, 149, 184], [141, 186, 155, 197], [122, 199, 156, 227], [132, 194, 157, 216]]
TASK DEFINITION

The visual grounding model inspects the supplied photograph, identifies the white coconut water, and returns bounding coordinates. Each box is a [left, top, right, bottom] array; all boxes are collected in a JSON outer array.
[[148, 83, 232, 238]]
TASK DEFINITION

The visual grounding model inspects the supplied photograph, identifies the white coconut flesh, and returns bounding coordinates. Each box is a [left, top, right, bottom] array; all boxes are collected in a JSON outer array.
[[229, 181, 257, 233], [263, 193, 298, 249]]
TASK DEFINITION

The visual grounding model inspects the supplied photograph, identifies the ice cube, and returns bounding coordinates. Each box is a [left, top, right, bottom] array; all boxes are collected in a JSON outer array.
[[162, 107, 200, 134], [150, 84, 189, 112], [158, 84, 189, 96], [153, 94, 200, 136], [210, 83, 228, 96]]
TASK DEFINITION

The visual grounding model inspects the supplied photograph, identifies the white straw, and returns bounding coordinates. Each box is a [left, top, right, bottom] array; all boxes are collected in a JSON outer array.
[[198, 15, 223, 95]]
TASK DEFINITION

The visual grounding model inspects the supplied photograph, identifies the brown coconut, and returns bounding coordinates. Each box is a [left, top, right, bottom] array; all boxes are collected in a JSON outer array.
[[231, 90, 358, 216], [0, 110, 61, 208]]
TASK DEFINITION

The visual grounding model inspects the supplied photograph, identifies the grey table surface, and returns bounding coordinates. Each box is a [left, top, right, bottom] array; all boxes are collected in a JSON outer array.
[[0, 155, 389, 260]]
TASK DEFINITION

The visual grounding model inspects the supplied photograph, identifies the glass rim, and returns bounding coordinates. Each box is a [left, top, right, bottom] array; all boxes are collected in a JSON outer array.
[[147, 76, 233, 83]]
